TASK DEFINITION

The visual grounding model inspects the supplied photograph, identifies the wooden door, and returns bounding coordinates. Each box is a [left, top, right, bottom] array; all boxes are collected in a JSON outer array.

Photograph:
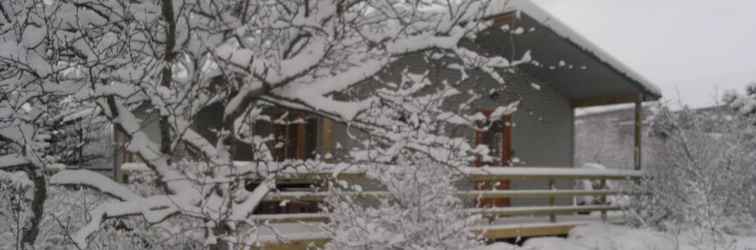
[[475, 111, 513, 207]]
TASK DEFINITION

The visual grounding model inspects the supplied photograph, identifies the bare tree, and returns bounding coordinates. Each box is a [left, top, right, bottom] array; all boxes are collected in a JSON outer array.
[[633, 104, 755, 250], [1, 0, 527, 248]]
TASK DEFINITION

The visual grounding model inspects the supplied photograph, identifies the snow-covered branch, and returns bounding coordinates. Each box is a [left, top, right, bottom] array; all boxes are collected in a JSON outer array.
[[50, 170, 140, 202]]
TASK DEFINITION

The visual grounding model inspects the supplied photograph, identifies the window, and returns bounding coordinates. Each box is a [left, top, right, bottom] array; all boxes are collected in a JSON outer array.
[[203, 106, 320, 162], [249, 110, 321, 214], [271, 112, 318, 161], [475, 113, 512, 166]]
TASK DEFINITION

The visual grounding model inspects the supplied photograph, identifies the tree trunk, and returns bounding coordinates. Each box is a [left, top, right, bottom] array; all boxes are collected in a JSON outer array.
[[20, 170, 47, 249], [207, 223, 231, 250], [159, 0, 176, 155]]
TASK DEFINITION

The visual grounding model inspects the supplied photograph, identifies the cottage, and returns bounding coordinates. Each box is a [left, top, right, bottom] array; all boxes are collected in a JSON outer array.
[[113, 1, 660, 170], [110, 0, 661, 221]]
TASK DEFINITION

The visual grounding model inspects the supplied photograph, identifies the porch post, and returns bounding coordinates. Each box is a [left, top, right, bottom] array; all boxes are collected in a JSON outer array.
[[112, 126, 123, 182], [633, 95, 643, 170]]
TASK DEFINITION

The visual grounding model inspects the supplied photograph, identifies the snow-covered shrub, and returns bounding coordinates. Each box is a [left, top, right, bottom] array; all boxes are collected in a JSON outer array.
[[632, 104, 755, 248], [326, 160, 482, 250], [0, 183, 202, 250], [0, 171, 32, 250], [723, 81, 756, 116], [321, 67, 522, 250]]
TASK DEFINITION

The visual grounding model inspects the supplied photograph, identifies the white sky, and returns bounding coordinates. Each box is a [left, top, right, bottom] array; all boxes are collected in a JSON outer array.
[[532, 0, 756, 108]]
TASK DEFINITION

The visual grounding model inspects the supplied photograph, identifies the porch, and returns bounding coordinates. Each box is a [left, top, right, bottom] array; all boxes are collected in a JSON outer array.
[[213, 165, 643, 249]]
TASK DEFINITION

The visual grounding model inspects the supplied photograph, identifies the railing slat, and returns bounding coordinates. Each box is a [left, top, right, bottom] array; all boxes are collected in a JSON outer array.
[[250, 205, 621, 223], [548, 178, 557, 223], [263, 189, 630, 202], [468, 205, 622, 216], [464, 167, 643, 180], [271, 167, 643, 180], [124, 163, 644, 180], [250, 213, 330, 223], [599, 179, 608, 221]]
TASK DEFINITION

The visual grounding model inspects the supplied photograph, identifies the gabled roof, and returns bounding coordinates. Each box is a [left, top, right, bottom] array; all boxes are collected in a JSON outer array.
[[481, 0, 662, 107]]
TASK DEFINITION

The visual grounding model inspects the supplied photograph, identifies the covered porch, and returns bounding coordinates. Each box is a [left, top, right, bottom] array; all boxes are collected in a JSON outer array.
[[479, 0, 662, 170]]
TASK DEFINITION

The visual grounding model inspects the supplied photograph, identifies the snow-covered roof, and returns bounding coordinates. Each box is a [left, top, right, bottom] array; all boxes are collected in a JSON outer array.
[[574, 102, 659, 118], [575, 103, 635, 117], [485, 0, 662, 100]]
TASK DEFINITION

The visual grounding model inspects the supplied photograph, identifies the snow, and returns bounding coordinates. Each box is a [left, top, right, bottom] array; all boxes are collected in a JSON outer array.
[[490, 101, 520, 121], [230, 177, 276, 221], [50, 169, 141, 201], [575, 103, 635, 117], [477, 224, 756, 250], [486, 0, 662, 98], [512, 27, 525, 35], [0, 169, 32, 189], [530, 82, 541, 90], [726, 84, 756, 114], [235, 215, 756, 250], [244, 222, 329, 244], [575, 163, 629, 206], [575, 102, 657, 117], [214, 44, 254, 66], [243, 214, 622, 245], [58, 107, 97, 123], [121, 162, 150, 172], [0, 154, 30, 169]]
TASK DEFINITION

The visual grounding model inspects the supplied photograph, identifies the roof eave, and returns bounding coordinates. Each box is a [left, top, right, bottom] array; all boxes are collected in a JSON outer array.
[[483, 0, 662, 101]]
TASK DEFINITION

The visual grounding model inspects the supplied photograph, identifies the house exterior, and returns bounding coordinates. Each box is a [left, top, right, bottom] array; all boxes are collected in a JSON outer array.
[[111, 0, 662, 209]]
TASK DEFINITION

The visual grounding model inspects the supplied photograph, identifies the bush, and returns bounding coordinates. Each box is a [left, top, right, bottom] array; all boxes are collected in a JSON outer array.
[[631, 104, 755, 247]]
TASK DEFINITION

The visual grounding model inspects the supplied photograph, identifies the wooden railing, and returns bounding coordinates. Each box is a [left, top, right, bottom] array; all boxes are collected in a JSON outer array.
[[463, 166, 641, 223], [251, 167, 642, 224], [120, 164, 643, 247]]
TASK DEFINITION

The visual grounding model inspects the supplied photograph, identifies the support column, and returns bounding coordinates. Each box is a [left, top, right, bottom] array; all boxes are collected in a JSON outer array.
[[112, 126, 124, 182], [634, 95, 643, 170], [322, 119, 334, 157]]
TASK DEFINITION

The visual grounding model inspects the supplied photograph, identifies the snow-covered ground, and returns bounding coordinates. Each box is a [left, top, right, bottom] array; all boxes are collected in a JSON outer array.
[[480, 224, 756, 250]]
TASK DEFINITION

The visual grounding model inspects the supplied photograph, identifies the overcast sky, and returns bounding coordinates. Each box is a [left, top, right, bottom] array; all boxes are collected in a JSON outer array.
[[532, 0, 756, 108]]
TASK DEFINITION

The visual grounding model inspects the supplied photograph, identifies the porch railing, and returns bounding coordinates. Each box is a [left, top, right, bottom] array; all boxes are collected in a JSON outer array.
[[248, 166, 641, 224], [122, 164, 643, 246]]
